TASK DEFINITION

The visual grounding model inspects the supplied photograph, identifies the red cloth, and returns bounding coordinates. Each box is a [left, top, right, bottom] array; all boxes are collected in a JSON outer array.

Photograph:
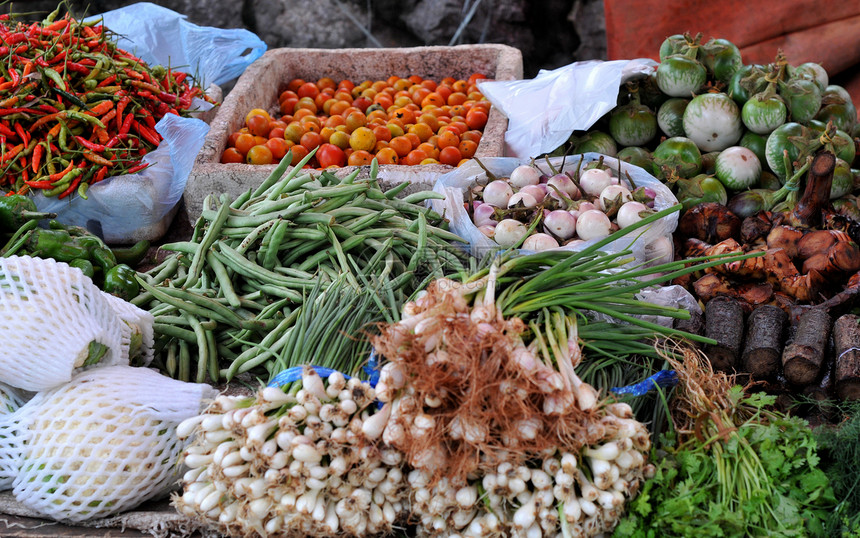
[[603, 1, 860, 114]]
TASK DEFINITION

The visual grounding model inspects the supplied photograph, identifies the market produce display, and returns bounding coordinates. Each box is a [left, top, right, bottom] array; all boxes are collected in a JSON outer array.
[[0, 8, 214, 199], [134, 151, 467, 383], [221, 74, 490, 168], [465, 158, 659, 249], [1, 4, 860, 536]]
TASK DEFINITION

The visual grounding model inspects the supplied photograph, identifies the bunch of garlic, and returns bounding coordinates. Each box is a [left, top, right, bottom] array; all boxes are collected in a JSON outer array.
[[174, 367, 409, 537]]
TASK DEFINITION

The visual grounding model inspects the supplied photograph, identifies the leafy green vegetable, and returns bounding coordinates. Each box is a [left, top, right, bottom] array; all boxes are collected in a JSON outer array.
[[614, 390, 836, 537], [815, 403, 860, 537]]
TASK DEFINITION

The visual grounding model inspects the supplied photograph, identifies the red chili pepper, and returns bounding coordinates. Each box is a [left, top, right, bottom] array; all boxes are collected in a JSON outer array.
[[0, 144, 24, 163], [96, 74, 116, 87], [4, 33, 26, 45], [7, 68, 19, 87], [138, 108, 157, 129], [13, 123, 28, 146], [21, 61, 32, 78], [115, 94, 131, 130], [93, 165, 108, 184], [131, 120, 160, 146], [33, 56, 48, 68], [0, 108, 45, 116], [31, 143, 42, 173], [48, 50, 66, 64], [77, 58, 97, 67], [58, 173, 83, 199], [49, 160, 75, 181], [0, 123, 15, 138], [44, 19, 69, 32], [123, 68, 144, 80], [74, 135, 105, 152], [64, 62, 89, 74], [106, 133, 128, 148], [126, 162, 150, 174], [24, 179, 53, 189], [119, 113, 134, 135], [38, 104, 59, 114]]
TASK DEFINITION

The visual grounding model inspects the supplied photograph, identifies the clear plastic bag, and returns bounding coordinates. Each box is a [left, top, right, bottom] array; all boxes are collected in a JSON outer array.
[[33, 3, 267, 243], [430, 153, 679, 262], [477, 59, 657, 159]]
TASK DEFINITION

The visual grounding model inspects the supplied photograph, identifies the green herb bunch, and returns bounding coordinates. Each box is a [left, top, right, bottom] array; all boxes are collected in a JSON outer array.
[[614, 346, 836, 537]]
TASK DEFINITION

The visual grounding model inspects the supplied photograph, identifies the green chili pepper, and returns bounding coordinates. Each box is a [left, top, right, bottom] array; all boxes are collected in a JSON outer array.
[[42, 68, 68, 92], [68, 258, 95, 279], [111, 240, 150, 267], [103, 264, 140, 301], [0, 195, 56, 231], [25, 229, 89, 262]]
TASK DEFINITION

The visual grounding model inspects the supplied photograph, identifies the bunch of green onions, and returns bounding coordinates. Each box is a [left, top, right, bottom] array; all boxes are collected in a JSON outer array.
[[453, 204, 759, 410]]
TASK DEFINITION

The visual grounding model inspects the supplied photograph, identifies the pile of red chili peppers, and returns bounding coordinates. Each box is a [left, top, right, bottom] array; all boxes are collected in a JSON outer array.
[[0, 6, 214, 199]]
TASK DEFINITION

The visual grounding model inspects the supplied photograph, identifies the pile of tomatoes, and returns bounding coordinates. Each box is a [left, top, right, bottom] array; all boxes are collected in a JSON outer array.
[[221, 73, 492, 168]]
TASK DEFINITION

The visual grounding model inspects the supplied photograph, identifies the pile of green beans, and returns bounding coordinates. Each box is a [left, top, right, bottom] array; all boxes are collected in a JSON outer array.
[[132, 151, 468, 383]]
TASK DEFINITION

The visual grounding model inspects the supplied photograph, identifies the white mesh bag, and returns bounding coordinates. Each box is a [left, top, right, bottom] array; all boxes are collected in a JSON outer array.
[[2, 365, 215, 522], [0, 382, 28, 490], [100, 292, 155, 366], [0, 256, 125, 391]]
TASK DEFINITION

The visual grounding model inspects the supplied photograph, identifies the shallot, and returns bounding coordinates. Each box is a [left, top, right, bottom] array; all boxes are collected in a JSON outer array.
[[523, 233, 560, 251], [509, 165, 542, 188], [576, 210, 612, 240], [579, 168, 614, 197], [483, 180, 514, 207], [495, 219, 529, 247]]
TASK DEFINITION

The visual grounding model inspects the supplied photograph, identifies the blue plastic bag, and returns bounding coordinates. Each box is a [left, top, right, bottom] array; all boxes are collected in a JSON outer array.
[[33, 4, 267, 243]]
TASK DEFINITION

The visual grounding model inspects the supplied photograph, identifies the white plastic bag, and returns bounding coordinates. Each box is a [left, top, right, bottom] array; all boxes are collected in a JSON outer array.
[[91, 2, 267, 88], [477, 59, 657, 159], [34, 114, 209, 243], [33, 3, 267, 243], [430, 153, 678, 262], [1, 366, 215, 522]]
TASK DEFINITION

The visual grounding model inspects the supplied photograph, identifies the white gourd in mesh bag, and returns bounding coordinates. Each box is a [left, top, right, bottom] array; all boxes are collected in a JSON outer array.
[[100, 292, 155, 366], [0, 382, 28, 490], [0, 256, 126, 391], [0, 365, 215, 522]]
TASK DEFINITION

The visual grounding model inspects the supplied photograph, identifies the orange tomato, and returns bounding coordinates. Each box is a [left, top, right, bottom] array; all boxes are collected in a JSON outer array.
[[247, 114, 271, 137], [458, 139, 478, 159], [389, 136, 412, 158], [375, 147, 398, 165], [466, 109, 489, 130], [347, 150, 374, 166], [297, 82, 320, 100], [234, 133, 256, 155], [436, 129, 460, 149], [221, 147, 243, 163], [403, 149, 427, 166], [265, 137, 291, 160], [246, 144, 274, 165], [438, 146, 462, 166], [300, 131, 323, 151]]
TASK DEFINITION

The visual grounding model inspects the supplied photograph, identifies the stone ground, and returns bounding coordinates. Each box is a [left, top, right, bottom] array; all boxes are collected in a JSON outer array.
[[9, 0, 606, 78]]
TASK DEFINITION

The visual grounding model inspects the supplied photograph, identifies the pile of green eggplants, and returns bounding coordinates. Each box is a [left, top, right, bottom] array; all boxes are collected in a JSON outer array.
[[0, 194, 149, 300], [555, 32, 859, 219]]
